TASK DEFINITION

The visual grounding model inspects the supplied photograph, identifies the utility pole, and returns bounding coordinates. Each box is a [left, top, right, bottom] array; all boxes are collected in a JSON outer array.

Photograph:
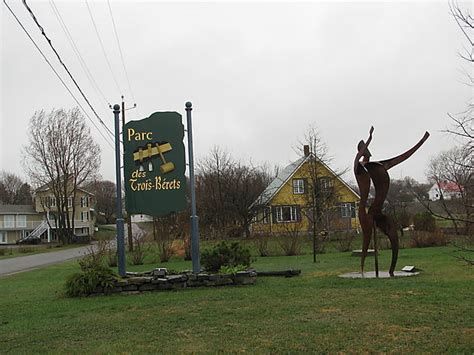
[[113, 104, 126, 277], [185, 101, 200, 273], [121, 96, 136, 252]]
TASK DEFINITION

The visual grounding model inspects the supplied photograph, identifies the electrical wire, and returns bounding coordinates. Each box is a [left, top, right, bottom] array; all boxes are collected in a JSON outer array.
[[107, 0, 136, 107], [21, 0, 116, 141], [3, 0, 115, 150], [49, 0, 110, 112], [85, 0, 122, 97]]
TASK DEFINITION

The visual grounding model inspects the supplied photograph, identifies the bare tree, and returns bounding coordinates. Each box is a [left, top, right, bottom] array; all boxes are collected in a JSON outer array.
[[417, 2, 474, 238], [197, 147, 271, 238], [22, 108, 100, 243], [423, 147, 473, 235], [297, 127, 350, 262], [446, 2, 473, 156], [0, 171, 31, 205], [87, 180, 116, 224]]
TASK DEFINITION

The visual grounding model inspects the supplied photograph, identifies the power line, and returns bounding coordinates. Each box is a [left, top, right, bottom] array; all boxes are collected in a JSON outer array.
[[49, 0, 110, 111], [85, 0, 122, 97], [21, 0, 116, 141], [3, 0, 115, 150], [107, 0, 136, 107]]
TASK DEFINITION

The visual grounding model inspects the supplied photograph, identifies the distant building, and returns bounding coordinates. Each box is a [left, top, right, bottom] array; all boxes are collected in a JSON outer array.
[[428, 181, 463, 201], [0, 205, 42, 244], [0, 185, 96, 244], [131, 214, 153, 223]]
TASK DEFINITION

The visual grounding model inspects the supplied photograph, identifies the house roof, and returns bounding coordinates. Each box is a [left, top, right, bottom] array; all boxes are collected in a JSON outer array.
[[0, 205, 37, 215], [35, 180, 94, 196], [251, 154, 360, 207], [432, 181, 463, 193]]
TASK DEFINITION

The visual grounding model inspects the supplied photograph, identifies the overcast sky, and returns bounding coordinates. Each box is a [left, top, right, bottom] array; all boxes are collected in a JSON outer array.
[[1, 0, 472, 186]]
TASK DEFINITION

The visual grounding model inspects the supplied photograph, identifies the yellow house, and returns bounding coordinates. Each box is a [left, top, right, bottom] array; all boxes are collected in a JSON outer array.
[[251, 150, 360, 235]]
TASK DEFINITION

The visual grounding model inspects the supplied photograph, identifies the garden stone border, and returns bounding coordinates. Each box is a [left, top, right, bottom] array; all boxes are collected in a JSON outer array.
[[89, 269, 257, 296]]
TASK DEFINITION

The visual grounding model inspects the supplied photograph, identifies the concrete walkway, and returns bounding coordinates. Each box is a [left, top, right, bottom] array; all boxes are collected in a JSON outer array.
[[0, 245, 92, 278]]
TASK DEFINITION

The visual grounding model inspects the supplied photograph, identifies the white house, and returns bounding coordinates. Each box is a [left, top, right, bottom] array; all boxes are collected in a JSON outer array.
[[428, 181, 463, 201]]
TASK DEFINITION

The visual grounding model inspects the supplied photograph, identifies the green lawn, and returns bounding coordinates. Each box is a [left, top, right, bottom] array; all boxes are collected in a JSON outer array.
[[1, 246, 473, 353]]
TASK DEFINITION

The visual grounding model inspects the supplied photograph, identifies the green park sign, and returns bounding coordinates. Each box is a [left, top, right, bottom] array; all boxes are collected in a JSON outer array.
[[123, 112, 186, 216]]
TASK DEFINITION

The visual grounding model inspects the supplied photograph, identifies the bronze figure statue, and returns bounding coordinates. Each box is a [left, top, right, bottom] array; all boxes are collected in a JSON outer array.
[[354, 127, 429, 277]]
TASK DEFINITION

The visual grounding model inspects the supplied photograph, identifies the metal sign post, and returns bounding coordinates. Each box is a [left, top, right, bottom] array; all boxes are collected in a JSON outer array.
[[185, 102, 200, 274], [113, 104, 126, 277]]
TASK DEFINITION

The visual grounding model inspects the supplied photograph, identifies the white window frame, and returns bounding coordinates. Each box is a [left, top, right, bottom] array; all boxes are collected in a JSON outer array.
[[275, 206, 298, 223], [50, 196, 57, 208], [319, 177, 333, 190], [81, 196, 89, 208], [16, 215, 27, 228], [81, 211, 89, 222], [292, 179, 305, 194], [4, 215, 14, 228], [68, 197, 73, 208], [341, 203, 352, 218]]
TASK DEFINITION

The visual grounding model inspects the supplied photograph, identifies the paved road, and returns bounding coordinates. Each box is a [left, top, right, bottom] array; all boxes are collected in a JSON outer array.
[[0, 245, 93, 277], [0, 223, 146, 278]]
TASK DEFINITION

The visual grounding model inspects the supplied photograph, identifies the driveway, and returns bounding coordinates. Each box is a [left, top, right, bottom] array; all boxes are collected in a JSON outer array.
[[0, 245, 92, 278]]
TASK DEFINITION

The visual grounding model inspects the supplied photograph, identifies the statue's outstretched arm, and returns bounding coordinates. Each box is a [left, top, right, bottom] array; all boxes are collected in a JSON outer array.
[[353, 126, 374, 173], [380, 131, 430, 171]]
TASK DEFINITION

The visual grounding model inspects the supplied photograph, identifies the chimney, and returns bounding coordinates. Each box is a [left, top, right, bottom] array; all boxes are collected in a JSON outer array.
[[303, 145, 310, 157]]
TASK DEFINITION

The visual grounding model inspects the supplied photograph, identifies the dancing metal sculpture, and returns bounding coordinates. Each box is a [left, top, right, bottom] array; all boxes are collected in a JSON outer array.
[[354, 127, 429, 277]]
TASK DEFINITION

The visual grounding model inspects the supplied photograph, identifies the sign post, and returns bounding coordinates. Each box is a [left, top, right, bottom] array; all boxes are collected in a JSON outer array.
[[185, 102, 200, 274], [113, 104, 126, 277]]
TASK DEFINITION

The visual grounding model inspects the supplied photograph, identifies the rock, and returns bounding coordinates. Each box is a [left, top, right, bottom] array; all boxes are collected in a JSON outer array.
[[151, 278, 168, 284], [139, 283, 158, 291], [167, 275, 188, 283], [122, 284, 138, 291], [158, 282, 172, 290], [114, 279, 129, 287], [197, 273, 209, 281], [152, 268, 167, 277], [171, 282, 186, 290], [127, 277, 152, 285]]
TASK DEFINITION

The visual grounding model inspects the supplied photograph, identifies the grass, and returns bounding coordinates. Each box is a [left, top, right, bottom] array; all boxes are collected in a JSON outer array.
[[94, 225, 117, 241], [1, 245, 473, 353]]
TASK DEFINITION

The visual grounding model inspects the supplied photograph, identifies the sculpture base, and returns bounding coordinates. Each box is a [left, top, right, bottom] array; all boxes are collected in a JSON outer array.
[[338, 271, 420, 279]]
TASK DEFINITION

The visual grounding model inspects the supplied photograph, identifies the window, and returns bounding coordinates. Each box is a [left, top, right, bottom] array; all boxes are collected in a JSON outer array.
[[0, 232, 6, 244], [318, 177, 333, 191], [292, 179, 305, 194], [50, 196, 57, 208], [68, 197, 73, 208], [263, 207, 270, 224], [4, 215, 14, 228], [16, 215, 26, 228], [340, 203, 355, 218], [81, 196, 89, 208], [81, 211, 89, 221], [275, 206, 299, 223]]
